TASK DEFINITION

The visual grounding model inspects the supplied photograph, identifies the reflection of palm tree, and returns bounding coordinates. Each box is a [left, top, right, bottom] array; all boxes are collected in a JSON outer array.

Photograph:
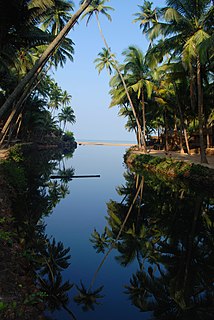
[[48, 180, 69, 206], [39, 272, 73, 312], [90, 227, 110, 253], [125, 266, 214, 320], [41, 238, 71, 278], [57, 167, 75, 182], [74, 281, 104, 311], [116, 224, 146, 269]]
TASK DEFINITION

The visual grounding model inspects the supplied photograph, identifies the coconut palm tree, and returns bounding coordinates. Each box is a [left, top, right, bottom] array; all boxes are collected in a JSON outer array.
[[58, 105, 75, 131], [40, 0, 74, 36], [94, 47, 115, 75], [0, 0, 93, 130], [133, 0, 159, 44], [81, 0, 146, 150], [61, 90, 72, 106], [134, 0, 214, 162], [122, 46, 153, 142]]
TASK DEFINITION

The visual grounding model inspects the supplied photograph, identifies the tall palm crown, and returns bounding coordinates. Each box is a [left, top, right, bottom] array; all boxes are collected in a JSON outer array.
[[40, 0, 74, 35], [123, 46, 152, 98], [58, 105, 76, 131], [133, 1, 159, 35], [94, 47, 115, 75], [80, 0, 114, 25], [142, 0, 214, 64]]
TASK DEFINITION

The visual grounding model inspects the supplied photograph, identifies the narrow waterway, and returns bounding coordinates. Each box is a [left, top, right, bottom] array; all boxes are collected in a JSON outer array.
[[1, 144, 213, 320], [44, 144, 147, 320], [43, 144, 214, 320]]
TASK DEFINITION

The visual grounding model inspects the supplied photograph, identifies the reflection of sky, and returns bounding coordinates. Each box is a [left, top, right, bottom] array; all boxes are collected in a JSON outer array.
[[44, 145, 150, 320]]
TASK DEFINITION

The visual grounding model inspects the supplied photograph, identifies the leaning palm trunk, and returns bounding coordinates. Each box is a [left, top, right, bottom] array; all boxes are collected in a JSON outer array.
[[196, 57, 208, 164], [95, 12, 146, 151], [0, 0, 93, 120], [0, 65, 43, 145]]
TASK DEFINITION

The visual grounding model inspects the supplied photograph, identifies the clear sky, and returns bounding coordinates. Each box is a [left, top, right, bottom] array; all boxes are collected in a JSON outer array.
[[54, 0, 166, 142]]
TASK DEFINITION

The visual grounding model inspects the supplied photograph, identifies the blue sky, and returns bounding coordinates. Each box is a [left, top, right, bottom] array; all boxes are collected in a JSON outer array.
[[54, 0, 166, 141]]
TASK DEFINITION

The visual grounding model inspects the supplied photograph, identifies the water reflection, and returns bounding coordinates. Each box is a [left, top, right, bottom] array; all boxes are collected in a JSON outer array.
[[0, 148, 76, 320], [1, 146, 214, 320], [91, 169, 214, 319]]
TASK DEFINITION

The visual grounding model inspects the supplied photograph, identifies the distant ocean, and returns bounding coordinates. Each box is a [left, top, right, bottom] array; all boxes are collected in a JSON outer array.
[[76, 138, 136, 144]]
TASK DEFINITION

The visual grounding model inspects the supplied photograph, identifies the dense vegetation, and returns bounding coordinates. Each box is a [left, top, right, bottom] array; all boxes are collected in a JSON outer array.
[[0, 0, 213, 158], [0, 145, 76, 319], [91, 0, 213, 163], [124, 150, 214, 187], [0, 0, 93, 149], [88, 168, 214, 318]]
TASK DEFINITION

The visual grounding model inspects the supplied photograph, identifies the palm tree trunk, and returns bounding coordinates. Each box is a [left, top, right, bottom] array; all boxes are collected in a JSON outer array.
[[0, 71, 39, 145], [141, 90, 146, 141], [0, 0, 93, 119], [122, 103, 138, 140], [95, 12, 146, 151], [196, 57, 208, 164], [173, 82, 190, 154]]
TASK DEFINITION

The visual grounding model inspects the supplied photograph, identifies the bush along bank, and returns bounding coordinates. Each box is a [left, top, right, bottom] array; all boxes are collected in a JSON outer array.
[[124, 152, 214, 188]]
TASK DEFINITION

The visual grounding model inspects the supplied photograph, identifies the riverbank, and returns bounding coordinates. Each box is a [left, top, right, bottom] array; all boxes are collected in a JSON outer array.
[[125, 150, 214, 188], [137, 149, 214, 170]]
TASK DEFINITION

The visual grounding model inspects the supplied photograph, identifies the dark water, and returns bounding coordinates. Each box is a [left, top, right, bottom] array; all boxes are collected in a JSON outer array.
[[43, 145, 214, 320], [1, 145, 213, 320], [44, 145, 146, 320]]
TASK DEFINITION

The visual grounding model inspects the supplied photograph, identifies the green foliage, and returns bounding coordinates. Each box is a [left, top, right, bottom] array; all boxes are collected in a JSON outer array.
[[0, 301, 6, 311], [127, 153, 214, 184], [24, 291, 48, 305], [8, 144, 24, 162], [63, 131, 75, 143], [0, 230, 12, 242], [1, 161, 27, 191], [148, 156, 163, 165]]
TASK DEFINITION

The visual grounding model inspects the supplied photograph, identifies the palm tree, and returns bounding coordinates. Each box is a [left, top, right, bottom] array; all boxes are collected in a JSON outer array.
[[61, 90, 72, 106], [135, 0, 213, 162], [133, 0, 159, 42], [58, 105, 75, 131], [0, 0, 93, 128], [94, 47, 115, 75], [81, 0, 147, 150], [122, 46, 153, 142], [39, 0, 75, 69], [40, 0, 74, 36]]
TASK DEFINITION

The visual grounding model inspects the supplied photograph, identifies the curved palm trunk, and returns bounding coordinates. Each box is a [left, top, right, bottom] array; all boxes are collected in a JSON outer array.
[[0, 0, 93, 119], [95, 12, 146, 151], [197, 57, 208, 164]]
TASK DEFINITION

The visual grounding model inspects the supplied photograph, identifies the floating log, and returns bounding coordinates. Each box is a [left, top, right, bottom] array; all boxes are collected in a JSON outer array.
[[50, 174, 100, 179]]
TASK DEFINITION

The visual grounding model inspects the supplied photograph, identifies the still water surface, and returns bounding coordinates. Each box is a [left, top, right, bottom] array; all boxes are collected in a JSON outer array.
[[43, 144, 213, 320], [45, 145, 146, 319]]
